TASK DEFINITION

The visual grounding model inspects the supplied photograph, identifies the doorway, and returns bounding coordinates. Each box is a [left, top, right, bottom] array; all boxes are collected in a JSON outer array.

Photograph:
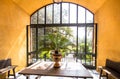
[[27, 23, 97, 69]]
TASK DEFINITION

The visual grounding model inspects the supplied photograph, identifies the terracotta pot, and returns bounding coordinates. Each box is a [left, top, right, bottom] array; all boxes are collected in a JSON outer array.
[[52, 53, 62, 68]]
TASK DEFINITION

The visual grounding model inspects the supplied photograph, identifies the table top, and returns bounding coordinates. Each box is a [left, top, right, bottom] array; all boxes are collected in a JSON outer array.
[[19, 61, 93, 78]]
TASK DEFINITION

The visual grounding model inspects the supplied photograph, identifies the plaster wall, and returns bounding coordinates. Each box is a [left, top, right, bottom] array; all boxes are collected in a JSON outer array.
[[95, 0, 120, 66], [0, 0, 29, 71], [1, 0, 120, 76], [12, 0, 107, 14]]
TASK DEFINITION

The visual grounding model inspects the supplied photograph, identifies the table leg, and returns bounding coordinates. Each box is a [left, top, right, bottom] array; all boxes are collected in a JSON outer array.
[[25, 75, 30, 79], [35, 76, 41, 79], [73, 77, 78, 79], [74, 77, 93, 79]]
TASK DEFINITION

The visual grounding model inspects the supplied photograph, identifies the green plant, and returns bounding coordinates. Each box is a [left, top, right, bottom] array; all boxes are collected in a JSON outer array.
[[38, 27, 74, 60]]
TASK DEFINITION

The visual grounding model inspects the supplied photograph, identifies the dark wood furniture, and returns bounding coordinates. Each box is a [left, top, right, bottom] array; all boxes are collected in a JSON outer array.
[[0, 58, 17, 79], [19, 61, 93, 79], [98, 59, 120, 79]]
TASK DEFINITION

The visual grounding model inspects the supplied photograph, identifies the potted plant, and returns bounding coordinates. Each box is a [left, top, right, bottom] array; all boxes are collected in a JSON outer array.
[[38, 27, 74, 67]]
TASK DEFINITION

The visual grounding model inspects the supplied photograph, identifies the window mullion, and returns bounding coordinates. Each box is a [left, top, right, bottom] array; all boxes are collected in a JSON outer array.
[[68, 3, 70, 24], [60, 3, 62, 24], [76, 5, 78, 62]]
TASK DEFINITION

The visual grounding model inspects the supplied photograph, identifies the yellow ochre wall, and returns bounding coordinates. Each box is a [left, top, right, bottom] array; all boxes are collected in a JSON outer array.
[[0, 0, 120, 74], [0, 0, 29, 71], [95, 0, 120, 66]]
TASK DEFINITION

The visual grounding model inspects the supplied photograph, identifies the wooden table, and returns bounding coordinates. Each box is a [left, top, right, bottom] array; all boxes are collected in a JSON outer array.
[[19, 61, 93, 79]]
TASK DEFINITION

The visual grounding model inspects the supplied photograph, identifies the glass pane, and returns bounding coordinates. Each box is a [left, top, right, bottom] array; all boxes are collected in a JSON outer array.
[[62, 3, 69, 23], [38, 8, 45, 24], [86, 27, 94, 65], [78, 27, 85, 63], [78, 6, 85, 23], [38, 28, 44, 50], [46, 5, 53, 24], [54, 4, 60, 23], [70, 4, 77, 23], [69, 26, 77, 60], [31, 28, 36, 51], [85, 54, 92, 65], [63, 26, 77, 62], [28, 53, 37, 64], [86, 10, 93, 23], [87, 27, 93, 53], [31, 12, 37, 24], [69, 26, 77, 46]]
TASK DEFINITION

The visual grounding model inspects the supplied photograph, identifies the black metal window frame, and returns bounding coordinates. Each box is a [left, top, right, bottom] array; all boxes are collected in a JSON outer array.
[[30, 2, 94, 24], [27, 2, 97, 68]]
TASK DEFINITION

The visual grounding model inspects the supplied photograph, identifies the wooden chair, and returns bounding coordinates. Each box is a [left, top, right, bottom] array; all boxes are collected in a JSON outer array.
[[0, 58, 17, 79]]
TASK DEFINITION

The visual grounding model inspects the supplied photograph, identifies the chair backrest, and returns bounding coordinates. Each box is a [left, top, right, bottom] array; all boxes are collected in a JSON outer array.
[[0, 59, 6, 69], [0, 58, 11, 69], [6, 58, 12, 66], [106, 59, 120, 73]]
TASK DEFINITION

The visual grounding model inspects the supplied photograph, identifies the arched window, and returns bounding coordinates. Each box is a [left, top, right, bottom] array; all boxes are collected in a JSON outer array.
[[31, 3, 94, 24], [28, 2, 97, 69]]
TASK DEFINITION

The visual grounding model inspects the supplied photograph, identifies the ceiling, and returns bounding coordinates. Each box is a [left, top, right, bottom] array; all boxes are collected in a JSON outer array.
[[12, 0, 107, 15]]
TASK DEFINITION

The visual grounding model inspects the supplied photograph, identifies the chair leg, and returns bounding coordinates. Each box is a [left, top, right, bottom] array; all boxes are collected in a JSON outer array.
[[106, 73, 108, 79], [13, 68, 16, 79], [8, 68, 16, 79], [8, 70, 10, 78], [99, 69, 103, 79]]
